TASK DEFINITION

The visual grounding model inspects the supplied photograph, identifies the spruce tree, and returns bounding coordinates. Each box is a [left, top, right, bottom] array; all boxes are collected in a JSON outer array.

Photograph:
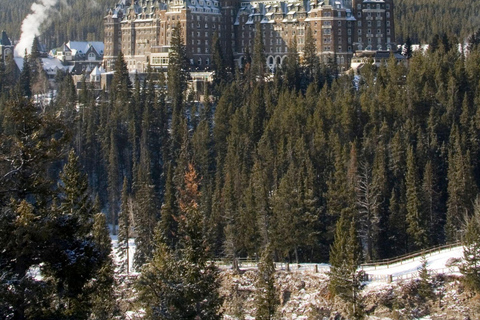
[[59, 150, 95, 235], [50, 150, 106, 318], [418, 255, 433, 299], [19, 51, 32, 98], [118, 177, 131, 274], [285, 36, 300, 91], [271, 157, 317, 263], [137, 163, 223, 319], [168, 22, 189, 158], [90, 212, 116, 319], [110, 51, 131, 104], [446, 129, 477, 242], [211, 31, 227, 91], [460, 197, 480, 293], [254, 244, 278, 320], [252, 22, 266, 80], [107, 130, 120, 234], [160, 162, 178, 249], [303, 24, 318, 86], [133, 122, 158, 268], [405, 145, 428, 250], [329, 213, 364, 318]]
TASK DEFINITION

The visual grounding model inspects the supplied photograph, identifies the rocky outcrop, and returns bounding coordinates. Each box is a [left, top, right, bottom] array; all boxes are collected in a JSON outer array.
[[220, 270, 480, 320]]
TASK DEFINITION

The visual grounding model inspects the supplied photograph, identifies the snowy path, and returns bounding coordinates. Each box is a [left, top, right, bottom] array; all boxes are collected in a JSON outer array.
[[361, 246, 463, 282], [109, 233, 465, 283], [220, 246, 465, 283]]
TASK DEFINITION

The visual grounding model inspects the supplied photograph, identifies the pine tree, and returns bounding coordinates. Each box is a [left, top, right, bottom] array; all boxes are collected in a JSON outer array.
[[445, 129, 477, 242], [90, 212, 116, 319], [29, 37, 43, 93], [0, 96, 67, 200], [303, 24, 318, 87], [325, 134, 356, 242], [19, 51, 32, 98], [418, 255, 433, 299], [59, 150, 95, 235], [329, 213, 364, 318], [252, 22, 266, 80], [211, 31, 227, 91], [168, 22, 189, 158], [51, 150, 107, 318], [110, 51, 131, 104], [55, 72, 77, 125], [405, 145, 428, 250], [107, 130, 120, 234], [118, 177, 131, 274], [271, 156, 317, 263], [460, 197, 480, 293], [160, 162, 178, 249], [137, 163, 223, 319], [254, 244, 278, 320], [285, 36, 300, 91], [133, 122, 158, 268], [422, 160, 442, 245]]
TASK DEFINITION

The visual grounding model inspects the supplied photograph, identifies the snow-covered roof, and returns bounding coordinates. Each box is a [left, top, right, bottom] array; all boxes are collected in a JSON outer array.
[[41, 57, 65, 70], [1, 30, 12, 46], [90, 65, 106, 76], [66, 41, 105, 56], [14, 57, 24, 71]]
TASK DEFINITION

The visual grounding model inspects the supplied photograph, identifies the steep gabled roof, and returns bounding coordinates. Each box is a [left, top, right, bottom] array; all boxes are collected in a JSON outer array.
[[1, 30, 12, 46], [67, 41, 105, 56]]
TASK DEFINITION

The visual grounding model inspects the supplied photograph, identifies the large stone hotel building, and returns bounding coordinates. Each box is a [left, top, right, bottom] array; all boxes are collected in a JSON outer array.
[[103, 0, 395, 72]]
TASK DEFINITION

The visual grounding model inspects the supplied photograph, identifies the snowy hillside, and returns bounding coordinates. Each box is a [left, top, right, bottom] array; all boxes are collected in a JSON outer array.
[[109, 236, 478, 319]]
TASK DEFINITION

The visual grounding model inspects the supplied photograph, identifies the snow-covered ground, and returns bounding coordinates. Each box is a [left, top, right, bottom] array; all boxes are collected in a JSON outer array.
[[111, 232, 465, 284], [219, 246, 465, 283], [361, 246, 463, 282], [111, 235, 138, 274]]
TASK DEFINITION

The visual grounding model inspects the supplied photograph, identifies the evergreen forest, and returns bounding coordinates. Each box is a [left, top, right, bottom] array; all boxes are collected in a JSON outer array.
[[2, 18, 480, 318]]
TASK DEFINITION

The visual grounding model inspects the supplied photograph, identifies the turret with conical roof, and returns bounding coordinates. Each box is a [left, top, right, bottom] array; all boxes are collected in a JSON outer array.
[[0, 30, 14, 61]]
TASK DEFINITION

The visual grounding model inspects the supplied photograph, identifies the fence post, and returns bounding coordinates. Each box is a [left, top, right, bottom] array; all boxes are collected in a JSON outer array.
[[286, 262, 290, 272], [315, 264, 318, 273]]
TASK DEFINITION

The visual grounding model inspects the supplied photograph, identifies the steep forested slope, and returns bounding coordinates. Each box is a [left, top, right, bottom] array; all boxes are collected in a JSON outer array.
[[395, 0, 480, 43], [0, 0, 112, 48]]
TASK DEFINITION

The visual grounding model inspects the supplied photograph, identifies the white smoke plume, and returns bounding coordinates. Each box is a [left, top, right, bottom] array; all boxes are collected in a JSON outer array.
[[15, 0, 59, 57]]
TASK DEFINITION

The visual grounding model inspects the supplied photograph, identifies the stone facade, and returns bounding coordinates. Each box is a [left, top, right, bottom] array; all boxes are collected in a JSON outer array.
[[103, 0, 395, 72]]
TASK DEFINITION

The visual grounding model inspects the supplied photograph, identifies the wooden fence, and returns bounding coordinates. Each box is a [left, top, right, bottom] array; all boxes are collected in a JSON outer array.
[[215, 243, 463, 283]]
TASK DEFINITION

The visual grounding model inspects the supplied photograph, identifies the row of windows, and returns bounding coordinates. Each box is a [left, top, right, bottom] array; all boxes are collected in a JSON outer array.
[[357, 3, 391, 10], [358, 20, 391, 27], [358, 29, 391, 35], [191, 22, 219, 29], [357, 11, 391, 18]]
